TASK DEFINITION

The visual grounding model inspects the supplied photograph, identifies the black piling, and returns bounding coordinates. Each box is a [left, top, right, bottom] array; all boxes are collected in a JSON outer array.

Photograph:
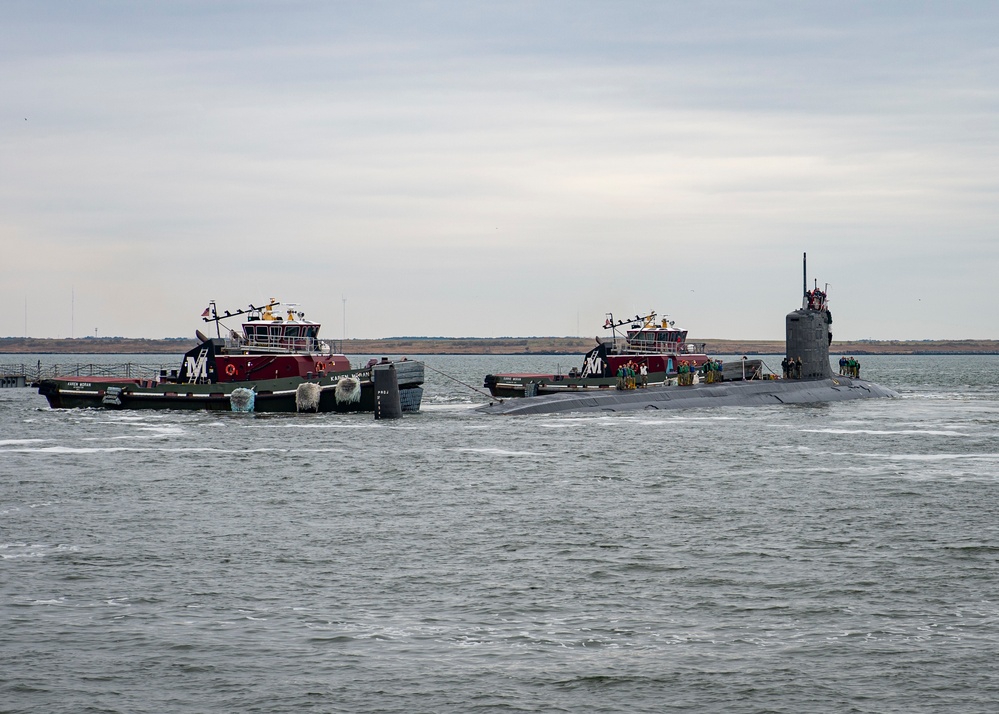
[[373, 363, 403, 419]]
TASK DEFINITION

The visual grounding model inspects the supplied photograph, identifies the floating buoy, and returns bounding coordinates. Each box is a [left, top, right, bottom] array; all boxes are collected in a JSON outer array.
[[296, 382, 321, 412]]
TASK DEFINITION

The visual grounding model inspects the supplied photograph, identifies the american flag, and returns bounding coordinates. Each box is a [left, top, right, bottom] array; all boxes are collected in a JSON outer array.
[[201, 307, 211, 317]]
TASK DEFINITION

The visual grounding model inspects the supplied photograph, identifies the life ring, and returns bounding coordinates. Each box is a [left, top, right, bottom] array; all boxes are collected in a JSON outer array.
[[225, 363, 237, 377], [316, 361, 325, 373]]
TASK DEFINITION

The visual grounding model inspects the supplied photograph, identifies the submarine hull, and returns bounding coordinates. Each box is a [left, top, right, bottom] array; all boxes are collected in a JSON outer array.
[[477, 376, 898, 416]]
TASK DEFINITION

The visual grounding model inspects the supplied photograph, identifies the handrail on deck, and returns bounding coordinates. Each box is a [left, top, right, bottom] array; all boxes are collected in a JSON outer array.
[[605, 341, 708, 355], [0, 361, 176, 383], [225, 336, 335, 354]]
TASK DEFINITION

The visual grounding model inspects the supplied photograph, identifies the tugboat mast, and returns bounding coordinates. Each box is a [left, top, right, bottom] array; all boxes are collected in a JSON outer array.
[[203, 300, 281, 338]]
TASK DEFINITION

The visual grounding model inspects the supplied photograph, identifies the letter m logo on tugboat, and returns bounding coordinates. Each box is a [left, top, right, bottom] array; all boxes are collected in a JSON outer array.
[[180, 345, 215, 384], [184, 352, 208, 383]]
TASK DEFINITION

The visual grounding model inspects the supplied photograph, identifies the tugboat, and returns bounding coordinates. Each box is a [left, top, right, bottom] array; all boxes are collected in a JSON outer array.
[[483, 311, 713, 398], [37, 299, 424, 414]]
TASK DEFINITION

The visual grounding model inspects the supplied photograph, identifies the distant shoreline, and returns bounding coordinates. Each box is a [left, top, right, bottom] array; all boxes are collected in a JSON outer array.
[[1, 336, 997, 356]]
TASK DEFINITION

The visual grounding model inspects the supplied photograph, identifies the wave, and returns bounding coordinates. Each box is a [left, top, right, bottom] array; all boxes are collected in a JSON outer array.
[[420, 403, 479, 411], [449, 447, 546, 457], [871, 452, 999, 461], [800, 428, 969, 436], [243, 423, 419, 430], [0, 446, 347, 454]]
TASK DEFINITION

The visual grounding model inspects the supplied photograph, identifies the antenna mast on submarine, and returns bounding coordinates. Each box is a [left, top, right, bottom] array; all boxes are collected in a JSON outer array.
[[802, 252, 808, 308]]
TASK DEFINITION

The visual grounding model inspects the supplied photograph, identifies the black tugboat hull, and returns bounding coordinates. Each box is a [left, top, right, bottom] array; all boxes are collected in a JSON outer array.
[[38, 361, 425, 414], [38, 381, 425, 413]]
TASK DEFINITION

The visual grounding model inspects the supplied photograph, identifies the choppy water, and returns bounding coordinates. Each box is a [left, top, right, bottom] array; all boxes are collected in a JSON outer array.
[[3, 354, 999, 713]]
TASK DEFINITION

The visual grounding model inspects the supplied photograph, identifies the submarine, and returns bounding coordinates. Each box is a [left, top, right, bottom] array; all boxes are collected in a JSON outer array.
[[478, 255, 898, 416]]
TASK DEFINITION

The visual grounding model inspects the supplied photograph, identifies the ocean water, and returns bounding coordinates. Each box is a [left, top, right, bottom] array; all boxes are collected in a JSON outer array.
[[2, 354, 998, 713]]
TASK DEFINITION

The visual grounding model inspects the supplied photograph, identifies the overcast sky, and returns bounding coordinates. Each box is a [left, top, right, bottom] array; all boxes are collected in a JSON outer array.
[[2, 1, 996, 340]]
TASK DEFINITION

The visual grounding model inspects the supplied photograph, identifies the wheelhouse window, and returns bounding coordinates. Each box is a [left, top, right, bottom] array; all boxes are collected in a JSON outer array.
[[244, 325, 269, 343]]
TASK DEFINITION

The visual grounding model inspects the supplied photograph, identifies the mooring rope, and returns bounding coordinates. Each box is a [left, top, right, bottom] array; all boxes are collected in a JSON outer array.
[[422, 362, 503, 403]]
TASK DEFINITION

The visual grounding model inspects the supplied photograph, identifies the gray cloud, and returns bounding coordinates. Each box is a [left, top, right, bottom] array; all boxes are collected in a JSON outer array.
[[2, 1, 997, 339]]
